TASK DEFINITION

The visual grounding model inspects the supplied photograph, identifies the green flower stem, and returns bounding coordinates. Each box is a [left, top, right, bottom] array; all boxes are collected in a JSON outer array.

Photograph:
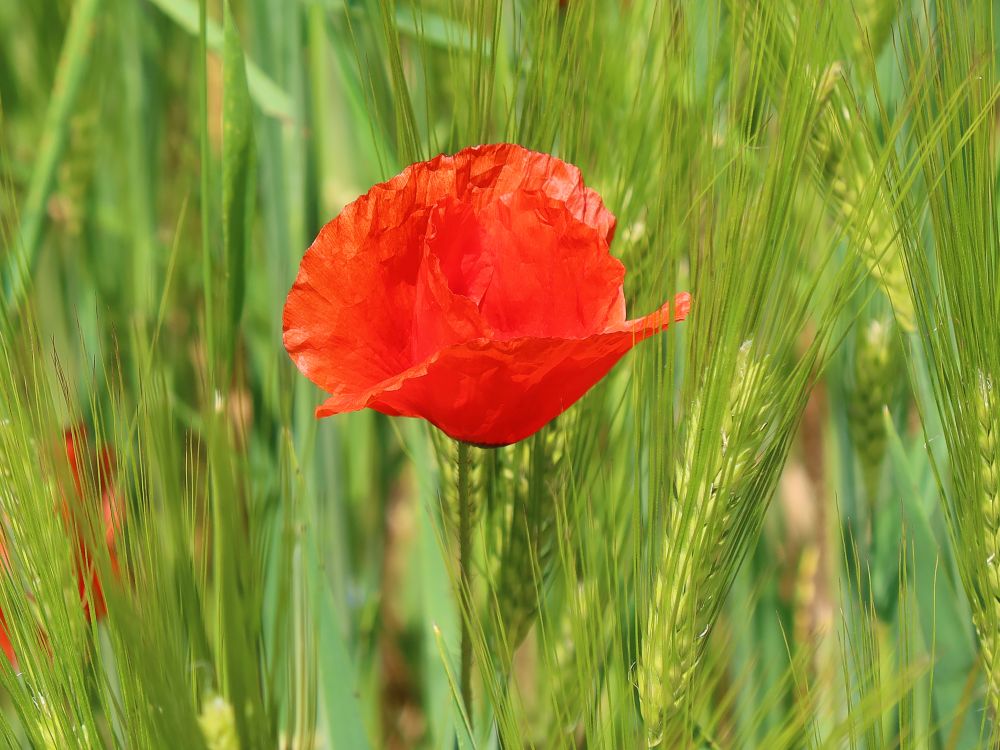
[[456, 440, 474, 730]]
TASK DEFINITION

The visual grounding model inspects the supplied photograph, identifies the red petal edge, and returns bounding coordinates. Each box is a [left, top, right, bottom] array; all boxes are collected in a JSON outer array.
[[316, 292, 691, 445]]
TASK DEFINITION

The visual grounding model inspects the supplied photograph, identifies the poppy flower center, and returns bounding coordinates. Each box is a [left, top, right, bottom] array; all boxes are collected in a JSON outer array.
[[426, 197, 496, 306]]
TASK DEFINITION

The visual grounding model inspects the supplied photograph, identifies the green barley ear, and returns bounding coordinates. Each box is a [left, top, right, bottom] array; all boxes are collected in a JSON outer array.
[[847, 318, 902, 500], [809, 64, 915, 332], [491, 415, 572, 652], [844, 0, 897, 69], [638, 342, 776, 747], [973, 373, 1000, 700], [892, 2, 1000, 736], [749, 7, 913, 331], [198, 696, 240, 750]]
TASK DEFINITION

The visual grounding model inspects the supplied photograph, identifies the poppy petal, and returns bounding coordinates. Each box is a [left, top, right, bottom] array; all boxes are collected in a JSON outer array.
[[411, 200, 494, 362], [285, 144, 689, 445], [425, 196, 497, 306], [473, 190, 626, 337], [620, 290, 692, 335], [283, 144, 620, 394], [317, 292, 690, 445]]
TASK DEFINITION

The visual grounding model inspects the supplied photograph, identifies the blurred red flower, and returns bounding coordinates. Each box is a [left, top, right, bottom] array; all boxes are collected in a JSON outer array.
[[0, 606, 12, 665], [0, 426, 123, 666], [63, 426, 124, 620], [284, 144, 690, 446]]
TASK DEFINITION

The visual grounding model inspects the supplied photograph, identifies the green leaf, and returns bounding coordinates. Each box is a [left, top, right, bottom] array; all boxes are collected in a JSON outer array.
[[309, 539, 373, 750], [2, 0, 103, 314], [148, 0, 293, 120]]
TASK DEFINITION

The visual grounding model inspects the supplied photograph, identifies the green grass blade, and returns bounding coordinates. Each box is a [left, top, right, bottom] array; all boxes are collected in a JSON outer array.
[[147, 0, 294, 120], [2, 0, 103, 313], [221, 1, 255, 369]]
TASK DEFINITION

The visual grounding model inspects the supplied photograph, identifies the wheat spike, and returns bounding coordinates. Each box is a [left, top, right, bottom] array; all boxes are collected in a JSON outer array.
[[848, 319, 898, 500], [494, 416, 571, 650], [811, 64, 914, 332], [638, 342, 772, 746], [848, 0, 898, 68], [974, 373, 1000, 702]]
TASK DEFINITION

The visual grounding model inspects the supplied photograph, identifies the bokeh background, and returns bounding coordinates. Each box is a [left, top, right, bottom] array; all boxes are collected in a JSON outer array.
[[1, 1, 999, 748]]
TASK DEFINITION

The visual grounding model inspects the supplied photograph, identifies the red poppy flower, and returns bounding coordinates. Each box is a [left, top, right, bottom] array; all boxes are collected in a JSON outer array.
[[283, 143, 690, 446], [63, 426, 123, 620], [0, 427, 122, 666], [0, 601, 12, 666]]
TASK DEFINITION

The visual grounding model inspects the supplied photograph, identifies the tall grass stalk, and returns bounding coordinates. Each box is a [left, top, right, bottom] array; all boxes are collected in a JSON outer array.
[[892, 0, 1000, 738]]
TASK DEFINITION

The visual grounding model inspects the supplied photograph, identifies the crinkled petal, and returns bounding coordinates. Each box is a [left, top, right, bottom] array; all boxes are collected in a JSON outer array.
[[424, 196, 496, 305], [618, 291, 692, 335], [411, 213, 492, 363], [473, 190, 626, 337], [282, 179, 428, 395], [317, 293, 690, 445], [283, 144, 620, 397]]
